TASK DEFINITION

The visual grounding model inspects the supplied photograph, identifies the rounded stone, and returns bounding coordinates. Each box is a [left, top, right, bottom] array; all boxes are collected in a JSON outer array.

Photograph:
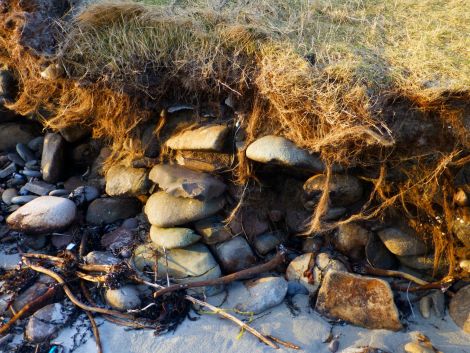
[[377, 227, 427, 256], [7, 196, 76, 234], [1, 188, 18, 205], [150, 226, 201, 249], [105, 285, 141, 311], [105, 165, 150, 197], [303, 174, 363, 206], [449, 285, 470, 333], [236, 276, 288, 314]]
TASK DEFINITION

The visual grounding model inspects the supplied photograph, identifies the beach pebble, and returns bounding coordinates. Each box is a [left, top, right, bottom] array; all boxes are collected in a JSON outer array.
[[419, 296, 432, 319], [41, 132, 65, 183], [0, 123, 37, 152], [194, 217, 233, 244], [213, 236, 257, 273], [149, 164, 226, 201], [21, 169, 42, 178], [23, 234, 47, 250], [165, 124, 229, 152], [364, 234, 398, 270], [449, 285, 470, 333], [51, 232, 74, 249], [22, 180, 55, 196], [286, 253, 319, 294], [12, 276, 55, 312], [145, 191, 225, 227], [16, 143, 36, 162], [101, 227, 134, 252], [105, 285, 141, 311], [11, 195, 38, 205], [69, 185, 99, 205], [377, 226, 427, 256], [287, 281, 309, 296], [105, 165, 150, 197], [25, 303, 71, 343], [59, 124, 90, 143], [228, 207, 270, 238], [333, 223, 370, 260], [150, 226, 201, 249], [404, 342, 434, 353], [246, 135, 324, 171], [122, 217, 139, 229], [328, 339, 339, 353], [253, 231, 283, 255], [7, 196, 76, 234], [84, 251, 120, 265], [27, 136, 44, 152], [1, 188, 17, 205], [303, 174, 363, 206], [0, 163, 16, 179], [454, 188, 469, 206], [236, 277, 288, 314], [49, 189, 70, 197], [8, 152, 25, 166], [86, 197, 141, 225]]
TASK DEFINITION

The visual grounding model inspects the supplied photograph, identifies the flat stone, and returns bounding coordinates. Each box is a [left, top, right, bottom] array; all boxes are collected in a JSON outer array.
[[132, 242, 219, 280], [150, 226, 201, 249], [25, 303, 70, 343], [303, 174, 363, 206], [105, 285, 141, 310], [377, 226, 427, 256], [194, 216, 233, 244], [7, 196, 76, 234], [246, 135, 324, 171], [149, 164, 226, 201], [16, 143, 36, 162], [41, 133, 65, 183], [23, 180, 55, 196], [51, 233, 74, 249], [12, 276, 55, 312], [2, 188, 17, 205], [0, 123, 37, 152], [165, 124, 229, 151], [228, 207, 270, 238], [105, 165, 150, 197], [236, 277, 288, 314], [86, 197, 141, 225], [59, 124, 90, 143], [253, 231, 283, 255], [449, 285, 470, 333], [213, 236, 257, 273], [334, 223, 370, 260], [144, 191, 225, 227], [27, 136, 44, 152], [315, 270, 402, 331], [101, 227, 134, 252], [0, 163, 16, 179], [286, 253, 318, 294], [8, 152, 25, 166], [84, 251, 120, 265]]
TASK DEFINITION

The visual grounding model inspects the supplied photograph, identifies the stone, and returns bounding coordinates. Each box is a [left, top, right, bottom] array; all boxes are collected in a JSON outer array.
[[105, 165, 150, 197], [16, 143, 36, 162], [51, 233, 73, 249], [122, 218, 139, 229], [315, 270, 402, 331], [101, 227, 134, 252], [449, 285, 470, 333], [7, 196, 76, 234], [365, 234, 398, 270], [11, 195, 38, 205], [86, 197, 141, 225], [0, 123, 37, 152], [132, 242, 220, 280], [334, 223, 370, 260], [105, 285, 141, 310], [27, 136, 44, 152], [303, 174, 363, 206], [59, 124, 90, 143], [419, 296, 432, 319], [175, 150, 231, 173], [194, 216, 233, 244], [41, 132, 65, 183], [12, 276, 55, 312], [377, 226, 427, 256], [286, 209, 310, 233], [144, 191, 225, 227], [141, 124, 160, 158], [397, 254, 439, 272], [235, 277, 288, 314], [253, 231, 283, 255], [429, 290, 445, 318], [246, 135, 324, 171], [22, 180, 55, 196], [0, 163, 16, 179], [453, 207, 470, 247], [84, 251, 120, 265], [24, 234, 47, 250], [404, 342, 435, 353], [228, 208, 270, 238], [1, 188, 17, 205], [286, 253, 318, 294], [454, 188, 469, 207], [173, 265, 223, 297], [287, 281, 309, 296], [25, 303, 70, 343], [149, 164, 226, 201], [165, 124, 229, 151], [150, 226, 201, 249], [213, 236, 257, 273], [8, 152, 25, 166], [69, 185, 99, 206]]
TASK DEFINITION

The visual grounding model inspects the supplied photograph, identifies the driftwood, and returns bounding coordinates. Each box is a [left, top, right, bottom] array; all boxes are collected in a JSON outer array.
[[353, 263, 429, 285]]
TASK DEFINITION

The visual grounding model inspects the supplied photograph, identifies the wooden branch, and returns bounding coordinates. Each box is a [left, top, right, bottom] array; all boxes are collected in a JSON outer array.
[[353, 263, 429, 286], [392, 279, 456, 296], [152, 250, 285, 298], [85, 310, 103, 353], [0, 286, 59, 335]]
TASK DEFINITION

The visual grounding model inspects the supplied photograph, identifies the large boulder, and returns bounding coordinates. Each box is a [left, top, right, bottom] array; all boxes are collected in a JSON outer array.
[[150, 226, 201, 249], [165, 125, 229, 151], [303, 174, 363, 206], [315, 271, 402, 331], [144, 191, 225, 227], [7, 196, 76, 234], [41, 132, 65, 183], [86, 197, 141, 225], [449, 285, 470, 333], [149, 164, 226, 200], [105, 165, 150, 197], [246, 135, 324, 171]]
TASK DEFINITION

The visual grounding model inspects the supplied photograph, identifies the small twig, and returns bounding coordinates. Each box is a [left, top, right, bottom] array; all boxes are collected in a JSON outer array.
[[22, 253, 65, 263], [152, 250, 285, 298], [392, 279, 456, 296], [266, 335, 301, 350]]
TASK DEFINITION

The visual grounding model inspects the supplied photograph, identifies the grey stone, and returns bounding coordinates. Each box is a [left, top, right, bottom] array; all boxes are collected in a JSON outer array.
[[150, 226, 201, 249], [194, 217, 233, 244], [16, 143, 36, 162], [315, 270, 402, 331], [303, 174, 363, 206], [24, 234, 47, 250], [23, 180, 55, 196], [236, 277, 288, 314], [12, 276, 55, 312], [41, 133, 65, 183], [419, 296, 432, 319], [7, 196, 76, 234], [378, 226, 427, 256], [228, 208, 270, 238], [59, 124, 90, 143], [27, 136, 44, 152], [51, 233, 74, 249], [165, 124, 229, 151], [149, 164, 226, 201], [105, 285, 141, 310], [365, 234, 398, 270], [49, 189, 70, 197], [122, 218, 139, 229], [1, 188, 17, 205], [105, 165, 150, 197], [101, 227, 134, 252], [145, 191, 225, 227], [11, 196, 38, 206], [21, 169, 41, 178], [334, 223, 370, 260], [86, 197, 141, 225], [0, 163, 16, 179], [253, 231, 283, 255], [84, 251, 120, 265], [25, 303, 70, 343], [141, 124, 160, 158], [0, 123, 36, 152], [69, 185, 99, 205], [213, 236, 257, 273], [449, 285, 470, 333], [246, 135, 324, 171], [8, 152, 25, 166], [287, 281, 309, 296]]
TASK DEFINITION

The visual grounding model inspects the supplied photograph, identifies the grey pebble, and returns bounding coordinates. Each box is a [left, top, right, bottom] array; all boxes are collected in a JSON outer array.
[[27, 136, 44, 152], [0, 163, 17, 179], [16, 143, 36, 162], [11, 195, 38, 205], [1, 188, 17, 205], [49, 189, 70, 197], [328, 339, 339, 353], [20, 169, 42, 178], [7, 152, 25, 167]]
